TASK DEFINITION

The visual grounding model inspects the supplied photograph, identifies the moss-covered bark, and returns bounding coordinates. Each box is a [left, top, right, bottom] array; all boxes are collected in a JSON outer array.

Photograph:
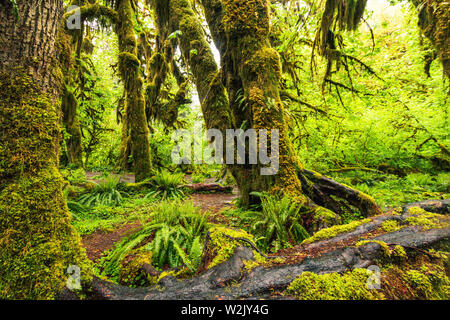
[[58, 27, 83, 168], [220, 0, 311, 207], [116, 0, 152, 181], [0, 1, 92, 299], [168, 0, 231, 134], [62, 86, 84, 167]]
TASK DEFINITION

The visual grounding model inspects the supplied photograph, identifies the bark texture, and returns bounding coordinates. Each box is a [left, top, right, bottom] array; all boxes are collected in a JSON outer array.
[[0, 0, 91, 299]]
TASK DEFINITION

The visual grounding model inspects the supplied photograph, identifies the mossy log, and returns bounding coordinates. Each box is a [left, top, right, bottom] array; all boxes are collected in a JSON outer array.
[[77, 200, 449, 300]]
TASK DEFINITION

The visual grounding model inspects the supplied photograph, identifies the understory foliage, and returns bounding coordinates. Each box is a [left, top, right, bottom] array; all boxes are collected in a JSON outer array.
[[144, 169, 186, 200], [242, 193, 310, 251], [77, 174, 127, 207], [98, 200, 209, 283]]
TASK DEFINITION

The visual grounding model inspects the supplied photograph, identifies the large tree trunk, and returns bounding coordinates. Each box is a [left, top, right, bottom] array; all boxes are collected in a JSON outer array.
[[0, 0, 91, 299], [116, 0, 152, 182]]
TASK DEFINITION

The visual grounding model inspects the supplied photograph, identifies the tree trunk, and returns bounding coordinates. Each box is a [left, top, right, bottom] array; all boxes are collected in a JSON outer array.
[[0, 0, 91, 299], [116, 0, 152, 182], [163, 0, 381, 225], [62, 80, 84, 168]]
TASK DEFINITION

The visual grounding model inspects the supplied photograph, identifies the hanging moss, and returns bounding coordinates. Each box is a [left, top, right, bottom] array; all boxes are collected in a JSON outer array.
[[414, 0, 450, 78], [0, 69, 92, 299]]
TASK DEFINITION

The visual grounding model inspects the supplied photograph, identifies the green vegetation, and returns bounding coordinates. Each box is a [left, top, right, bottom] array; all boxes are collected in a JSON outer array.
[[286, 269, 386, 300], [98, 200, 209, 281], [242, 193, 310, 251], [77, 175, 127, 207], [144, 170, 186, 200], [1, 0, 448, 300]]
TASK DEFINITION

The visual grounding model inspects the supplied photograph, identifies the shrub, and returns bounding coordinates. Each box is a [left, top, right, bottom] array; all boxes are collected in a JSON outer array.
[[145, 170, 185, 200], [77, 175, 127, 207]]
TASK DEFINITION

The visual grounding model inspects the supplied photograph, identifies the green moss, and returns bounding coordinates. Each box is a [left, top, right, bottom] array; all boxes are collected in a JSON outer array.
[[116, 0, 152, 182], [405, 207, 449, 230], [118, 251, 156, 287], [381, 220, 403, 233], [302, 218, 372, 244], [206, 226, 265, 269], [403, 265, 449, 299], [0, 69, 92, 299], [286, 269, 385, 300]]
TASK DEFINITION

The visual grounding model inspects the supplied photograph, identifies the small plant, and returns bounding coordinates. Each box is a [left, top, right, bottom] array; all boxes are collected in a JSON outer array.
[[77, 175, 127, 207], [145, 169, 186, 200], [243, 192, 309, 252], [99, 200, 209, 280]]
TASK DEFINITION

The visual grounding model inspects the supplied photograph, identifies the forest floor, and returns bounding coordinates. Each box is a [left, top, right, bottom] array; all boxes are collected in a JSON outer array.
[[77, 170, 448, 266], [81, 172, 239, 263]]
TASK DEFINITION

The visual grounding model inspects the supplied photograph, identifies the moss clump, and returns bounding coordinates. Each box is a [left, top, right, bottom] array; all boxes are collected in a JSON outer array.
[[286, 269, 385, 300], [206, 226, 265, 269], [118, 251, 156, 287], [382, 261, 450, 300], [381, 220, 403, 233], [404, 265, 449, 299], [302, 218, 372, 244], [405, 207, 449, 230], [0, 69, 92, 299]]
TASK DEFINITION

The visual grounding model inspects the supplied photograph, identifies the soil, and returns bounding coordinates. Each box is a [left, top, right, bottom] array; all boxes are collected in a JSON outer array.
[[81, 222, 142, 263]]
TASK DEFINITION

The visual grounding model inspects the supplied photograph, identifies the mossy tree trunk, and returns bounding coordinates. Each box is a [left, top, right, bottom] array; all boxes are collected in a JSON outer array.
[[62, 85, 84, 167], [59, 0, 85, 168], [161, 0, 381, 226], [116, 0, 152, 181], [0, 0, 91, 299]]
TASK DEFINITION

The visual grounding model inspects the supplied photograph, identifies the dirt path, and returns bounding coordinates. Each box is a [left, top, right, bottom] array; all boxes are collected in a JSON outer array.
[[81, 222, 142, 263]]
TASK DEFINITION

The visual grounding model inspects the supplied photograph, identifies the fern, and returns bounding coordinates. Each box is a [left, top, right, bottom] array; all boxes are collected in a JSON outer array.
[[144, 170, 186, 200], [78, 175, 128, 207], [244, 193, 310, 251], [99, 200, 209, 280]]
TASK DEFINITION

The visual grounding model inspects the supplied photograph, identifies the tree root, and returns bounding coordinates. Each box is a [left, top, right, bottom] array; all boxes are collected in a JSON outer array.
[[299, 168, 382, 218], [77, 200, 449, 300]]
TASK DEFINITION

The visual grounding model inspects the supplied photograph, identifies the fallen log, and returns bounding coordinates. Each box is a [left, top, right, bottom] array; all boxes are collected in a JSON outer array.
[[183, 183, 233, 193]]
